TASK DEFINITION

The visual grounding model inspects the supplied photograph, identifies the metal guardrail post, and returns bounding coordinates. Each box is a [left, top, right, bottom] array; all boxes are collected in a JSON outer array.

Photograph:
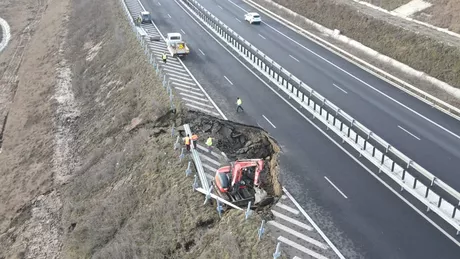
[[245, 201, 252, 220], [273, 242, 281, 259], [258, 220, 265, 240]]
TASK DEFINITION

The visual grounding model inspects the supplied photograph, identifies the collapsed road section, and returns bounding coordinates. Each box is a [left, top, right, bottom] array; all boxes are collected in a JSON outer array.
[[173, 111, 342, 259]]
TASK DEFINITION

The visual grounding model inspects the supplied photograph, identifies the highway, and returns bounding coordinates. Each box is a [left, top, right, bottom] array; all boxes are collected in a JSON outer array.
[[141, 0, 460, 257], [190, 0, 460, 193]]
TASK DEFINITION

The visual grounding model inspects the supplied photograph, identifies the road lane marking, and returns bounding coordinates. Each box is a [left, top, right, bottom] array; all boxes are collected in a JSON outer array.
[[199, 153, 221, 166], [332, 83, 348, 94], [179, 92, 209, 102], [235, 17, 242, 23], [173, 87, 204, 96], [281, 195, 287, 199], [324, 176, 348, 199], [258, 33, 266, 39], [158, 2, 161, 6], [262, 114, 277, 128], [268, 221, 328, 249], [185, 103, 220, 117], [218, 5, 223, 9], [224, 75, 233, 85], [198, 48, 205, 55], [167, 74, 194, 81], [202, 162, 218, 173], [293, 257, 302, 259], [398, 125, 421, 140], [181, 29, 186, 34], [271, 210, 313, 231], [276, 203, 299, 215], [167, 13, 172, 18], [289, 55, 300, 62], [278, 236, 329, 259], [223, 0, 460, 141]]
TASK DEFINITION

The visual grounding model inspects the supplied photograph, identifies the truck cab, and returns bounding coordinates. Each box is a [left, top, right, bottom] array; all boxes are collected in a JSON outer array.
[[165, 33, 190, 58], [139, 11, 151, 24]]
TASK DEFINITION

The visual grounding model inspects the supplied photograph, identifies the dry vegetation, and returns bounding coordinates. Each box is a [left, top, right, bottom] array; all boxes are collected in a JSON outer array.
[[260, 0, 460, 88], [360, 0, 411, 10], [0, 0, 283, 257], [415, 0, 460, 33]]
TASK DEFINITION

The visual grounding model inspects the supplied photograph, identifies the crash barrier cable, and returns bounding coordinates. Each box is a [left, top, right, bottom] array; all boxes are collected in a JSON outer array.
[[180, 0, 460, 235]]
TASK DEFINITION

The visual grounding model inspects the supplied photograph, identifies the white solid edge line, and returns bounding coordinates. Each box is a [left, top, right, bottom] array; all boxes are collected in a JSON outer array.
[[398, 125, 421, 140], [271, 210, 313, 231], [283, 188, 347, 259], [136, 0, 228, 120], [228, 0, 460, 140], [262, 114, 277, 128], [268, 221, 328, 249], [223, 75, 233, 85], [324, 176, 348, 199], [198, 48, 206, 55], [276, 203, 300, 215], [289, 54, 300, 62], [144, 0, 460, 250], [332, 83, 348, 94], [0, 17, 11, 53], [278, 236, 328, 259]]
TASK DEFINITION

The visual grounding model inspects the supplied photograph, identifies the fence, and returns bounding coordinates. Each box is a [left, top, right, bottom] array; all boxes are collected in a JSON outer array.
[[180, 0, 460, 234], [119, 0, 177, 113]]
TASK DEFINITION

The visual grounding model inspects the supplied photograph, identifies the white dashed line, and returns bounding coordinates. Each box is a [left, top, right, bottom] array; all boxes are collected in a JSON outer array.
[[271, 210, 313, 231], [157, 2, 161, 6], [269, 221, 328, 249], [276, 203, 299, 215], [324, 176, 348, 199], [262, 115, 276, 128], [258, 33, 266, 39], [224, 75, 233, 85], [289, 55, 300, 62], [278, 236, 329, 259], [181, 29, 186, 34], [218, 5, 223, 9], [398, 125, 421, 140], [167, 13, 172, 18], [179, 92, 209, 102], [235, 17, 242, 23], [199, 48, 205, 55], [332, 83, 348, 94]]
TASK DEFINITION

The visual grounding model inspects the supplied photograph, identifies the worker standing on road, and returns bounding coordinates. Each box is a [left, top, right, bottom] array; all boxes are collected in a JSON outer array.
[[236, 97, 244, 113], [206, 137, 213, 153], [191, 134, 198, 149], [184, 134, 191, 152], [136, 16, 141, 26], [162, 52, 167, 64]]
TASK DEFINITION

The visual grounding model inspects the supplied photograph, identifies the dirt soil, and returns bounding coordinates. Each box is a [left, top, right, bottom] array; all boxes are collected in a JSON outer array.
[[415, 0, 460, 33], [0, 0, 284, 258], [251, 0, 460, 108], [185, 111, 283, 198]]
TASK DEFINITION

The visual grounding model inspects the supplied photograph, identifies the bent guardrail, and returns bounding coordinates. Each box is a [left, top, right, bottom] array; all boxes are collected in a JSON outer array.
[[179, 0, 460, 234]]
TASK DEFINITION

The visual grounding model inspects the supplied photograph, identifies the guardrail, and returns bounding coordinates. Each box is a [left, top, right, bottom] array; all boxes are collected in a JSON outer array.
[[179, 0, 460, 234], [243, 0, 460, 121], [184, 124, 210, 194]]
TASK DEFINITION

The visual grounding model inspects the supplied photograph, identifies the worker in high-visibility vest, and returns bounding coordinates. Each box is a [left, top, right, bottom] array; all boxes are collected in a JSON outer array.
[[191, 134, 198, 149], [162, 52, 167, 64], [206, 137, 213, 152], [236, 97, 244, 113], [184, 134, 191, 151]]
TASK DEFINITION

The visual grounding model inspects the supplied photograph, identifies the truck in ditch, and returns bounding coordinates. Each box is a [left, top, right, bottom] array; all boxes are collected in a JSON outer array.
[[165, 33, 190, 58]]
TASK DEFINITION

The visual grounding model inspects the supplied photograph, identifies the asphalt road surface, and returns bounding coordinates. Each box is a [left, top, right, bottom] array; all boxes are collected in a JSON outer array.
[[140, 0, 460, 257], [195, 0, 460, 194]]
